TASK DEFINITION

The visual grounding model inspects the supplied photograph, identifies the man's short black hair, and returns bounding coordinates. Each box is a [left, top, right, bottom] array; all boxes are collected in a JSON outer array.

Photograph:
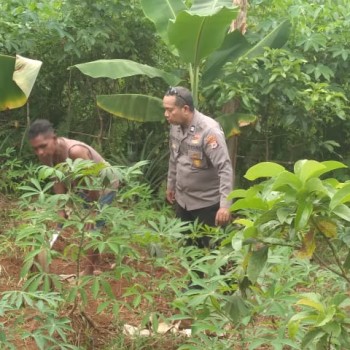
[[28, 119, 55, 139], [165, 86, 195, 111]]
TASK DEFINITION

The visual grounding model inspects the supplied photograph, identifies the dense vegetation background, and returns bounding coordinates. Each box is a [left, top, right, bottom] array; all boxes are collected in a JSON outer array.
[[2, 0, 350, 186]]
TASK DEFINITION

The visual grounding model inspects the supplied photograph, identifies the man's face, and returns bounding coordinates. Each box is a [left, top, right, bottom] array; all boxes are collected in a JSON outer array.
[[163, 95, 188, 125], [30, 132, 57, 165]]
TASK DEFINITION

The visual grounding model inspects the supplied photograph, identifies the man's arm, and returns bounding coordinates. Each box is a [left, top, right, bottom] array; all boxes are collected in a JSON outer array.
[[203, 127, 233, 225], [166, 134, 177, 204]]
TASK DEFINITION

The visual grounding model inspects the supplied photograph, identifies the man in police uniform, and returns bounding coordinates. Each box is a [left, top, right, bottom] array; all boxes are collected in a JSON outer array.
[[164, 86, 233, 248]]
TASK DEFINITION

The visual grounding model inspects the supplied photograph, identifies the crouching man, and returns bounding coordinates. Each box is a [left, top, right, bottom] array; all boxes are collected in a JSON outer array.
[[28, 119, 118, 276]]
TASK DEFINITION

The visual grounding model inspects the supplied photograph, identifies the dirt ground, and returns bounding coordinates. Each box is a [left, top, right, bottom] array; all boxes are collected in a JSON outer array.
[[0, 194, 276, 350], [0, 193, 194, 349], [0, 239, 184, 350]]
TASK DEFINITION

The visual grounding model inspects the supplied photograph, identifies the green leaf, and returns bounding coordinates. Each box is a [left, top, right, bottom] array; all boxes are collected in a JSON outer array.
[[294, 160, 327, 183], [190, 0, 237, 15], [91, 278, 100, 299], [0, 54, 42, 111], [97, 301, 111, 314], [301, 329, 325, 349], [323, 321, 341, 337], [288, 319, 300, 339], [330, 183, 350, 210], [235, 218, 254, 227], [272, 171, 302, 191], [332, 204, 350, 222], [210, 295, 221, 311], [231, 197, 268, 211], [203, 20, 291, 85], [330, 293, 349, 307], [228, 189, 247, 199], [202, 30, 251, 85], [295, 201, 313, 230], [297, 297, 324, 313], [343, 251, 350, 271], [141, 0, 187, 49], [97, 94, 164, 122], [244, 162, 285, 181], [314, 64, 334, 81], [247, 246, 268, 283], [224, 294, 249, 323], [244, 20, 291, 59], [100, 279, 114, 299], [72, 59, 181, 86], [316, 306, 336, 327], [168, 5, 238, 66], [277, 207, 293, 224], [304, 178, 327, 195], [243, 226, 257, 239], [318, 160, 346, 176]]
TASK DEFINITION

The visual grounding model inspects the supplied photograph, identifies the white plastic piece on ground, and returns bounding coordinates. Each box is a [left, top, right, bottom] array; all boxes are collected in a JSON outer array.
[[49, 230, 60, 248]]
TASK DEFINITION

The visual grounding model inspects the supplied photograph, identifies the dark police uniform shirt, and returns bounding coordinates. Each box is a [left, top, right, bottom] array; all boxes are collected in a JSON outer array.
[[167, 110, 233, 211]]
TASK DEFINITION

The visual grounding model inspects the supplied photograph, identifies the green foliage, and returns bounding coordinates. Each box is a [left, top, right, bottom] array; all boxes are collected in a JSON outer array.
[[205, 48, 348, 172], [288, 293, 350, 349], [0, 158, 160, 348], [110, 129, 169, 192], [74, 0, 289, 127], [228, 159, 350, 347], [1, 0, 166, 165], [0, 291, 77, 350], [3, 156, 350, 349], [204, 0, 350, 180], [0, 147, 36, 194]]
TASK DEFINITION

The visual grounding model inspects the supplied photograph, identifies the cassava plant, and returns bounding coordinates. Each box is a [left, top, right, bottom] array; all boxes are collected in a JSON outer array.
[[4, 158, 152, 348]]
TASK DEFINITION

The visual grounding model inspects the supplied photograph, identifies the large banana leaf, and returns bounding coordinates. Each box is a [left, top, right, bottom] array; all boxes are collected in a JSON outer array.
[[97, 94, 164, 122], [141, 0, 186, 49], [76, 0, 288, 132], [202, 20, 291, 85], [190, 0, 236, 15], [168, 5, 238, 66], [72, 59, 181, 86], [201, 30, 250, 85], [244, 20, 290, 59], [0, 54, 42, 111]]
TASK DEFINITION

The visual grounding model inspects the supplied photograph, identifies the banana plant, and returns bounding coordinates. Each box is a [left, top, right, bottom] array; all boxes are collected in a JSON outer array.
[[72, 0, 290, 136], [0, 54, 42, 111]]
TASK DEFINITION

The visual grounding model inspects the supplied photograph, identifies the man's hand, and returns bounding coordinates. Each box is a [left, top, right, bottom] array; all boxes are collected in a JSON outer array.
[[215, 207, 231, 226], [166, 189, 176, 204]]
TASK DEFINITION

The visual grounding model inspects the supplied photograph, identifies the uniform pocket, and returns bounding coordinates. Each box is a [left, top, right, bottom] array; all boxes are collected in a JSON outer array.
[[188, 150, 208, 169]]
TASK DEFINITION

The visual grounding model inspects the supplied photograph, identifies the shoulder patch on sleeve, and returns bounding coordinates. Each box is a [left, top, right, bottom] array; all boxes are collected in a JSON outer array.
[[206, 134, 218, 149]]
